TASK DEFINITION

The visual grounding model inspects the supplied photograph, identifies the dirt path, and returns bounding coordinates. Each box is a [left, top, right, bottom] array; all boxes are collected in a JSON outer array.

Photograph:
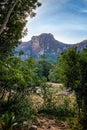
[[47, 82, 62, 88], [30, 115, 70, 130]]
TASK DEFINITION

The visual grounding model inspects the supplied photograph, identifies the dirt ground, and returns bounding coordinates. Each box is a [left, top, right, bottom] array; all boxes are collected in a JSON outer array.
[[30, 114, 70, 130]]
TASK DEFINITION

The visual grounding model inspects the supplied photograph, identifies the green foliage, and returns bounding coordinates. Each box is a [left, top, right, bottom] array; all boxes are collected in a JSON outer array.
[[58, 47, 80, 88], [0, 93, 35, 124], [37, 58, 52, 80], [0, 0, 41, 58], [48, 62, 62, 83], [0, 112, 17, 130], [41, 84, 54, 108], [0, 56, 46, 128], [58, 47, 87, 128], [0, 56, 43, 93], [23, 57, 41, 91], [68, 117, 83, 130], [38, 84, 75, 120]]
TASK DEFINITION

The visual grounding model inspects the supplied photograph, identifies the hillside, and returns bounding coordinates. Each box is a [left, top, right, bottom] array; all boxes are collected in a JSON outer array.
[[16, 33, 87, 61]]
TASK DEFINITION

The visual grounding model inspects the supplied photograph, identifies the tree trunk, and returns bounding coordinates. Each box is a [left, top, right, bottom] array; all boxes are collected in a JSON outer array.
[[0, 0, 19, 35]]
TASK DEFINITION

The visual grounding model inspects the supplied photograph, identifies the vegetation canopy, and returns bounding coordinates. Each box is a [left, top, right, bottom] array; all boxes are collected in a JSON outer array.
[[0, 1, 87, 129], [0, 0, 41, 58]]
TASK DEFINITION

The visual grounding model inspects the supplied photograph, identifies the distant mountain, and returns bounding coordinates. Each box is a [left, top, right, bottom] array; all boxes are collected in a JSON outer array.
[[76, 40, 87, 51], [16, 33, 87, 61]]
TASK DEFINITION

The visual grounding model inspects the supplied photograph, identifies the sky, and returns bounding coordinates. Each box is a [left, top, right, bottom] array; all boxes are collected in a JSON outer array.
[[22, 0, 87, 44]]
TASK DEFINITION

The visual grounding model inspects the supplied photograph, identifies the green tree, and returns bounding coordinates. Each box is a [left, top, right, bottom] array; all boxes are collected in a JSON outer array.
[[49, 61, 61, 83], [0, 1, 41, 128], [37, 58, 52, 81], [59, 47, 80, 88], [58, 47, 87, 129], [0, 56, 43, 127], [0, 0, 41, 58]]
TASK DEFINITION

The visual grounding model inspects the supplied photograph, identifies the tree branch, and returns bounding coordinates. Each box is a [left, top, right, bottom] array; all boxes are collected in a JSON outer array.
[[0, 0, 19, 35]]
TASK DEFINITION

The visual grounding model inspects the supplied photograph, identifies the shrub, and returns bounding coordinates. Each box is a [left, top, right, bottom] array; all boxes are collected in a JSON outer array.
[[0, 112, 17, 130], [0, 93, 36, 128]]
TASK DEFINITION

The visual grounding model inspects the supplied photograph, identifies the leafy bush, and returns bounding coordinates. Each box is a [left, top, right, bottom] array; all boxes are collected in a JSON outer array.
[[67, 117, 83, 130], [0, 112, 17, 130], [38, 84, 75, 120], [0, 56, 42, 128], [0, 93, 35, 125]]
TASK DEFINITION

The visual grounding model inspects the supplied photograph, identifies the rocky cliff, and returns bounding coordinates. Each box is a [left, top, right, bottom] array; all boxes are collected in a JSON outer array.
[[16, 33, 87, 61]]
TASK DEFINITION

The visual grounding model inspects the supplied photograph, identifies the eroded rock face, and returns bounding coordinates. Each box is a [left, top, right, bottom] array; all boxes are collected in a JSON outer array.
[[16, 33, 87, 61]]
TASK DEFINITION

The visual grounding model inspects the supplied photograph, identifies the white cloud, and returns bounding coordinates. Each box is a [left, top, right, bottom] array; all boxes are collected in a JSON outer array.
[[22, 0, 87, 44]]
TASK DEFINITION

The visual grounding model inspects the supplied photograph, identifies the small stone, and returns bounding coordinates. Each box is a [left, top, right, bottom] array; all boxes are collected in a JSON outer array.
[[50, 126, 56, 130], [40, 119, 46, 123], [42, 125, 46, 129], [47, 126, 55, 130], [29, 125, 37, 130], [48, 126, 51, 129]]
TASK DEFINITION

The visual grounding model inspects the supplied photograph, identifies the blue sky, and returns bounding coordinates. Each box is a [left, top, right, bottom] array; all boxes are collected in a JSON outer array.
[[22, 0, 87, 44]]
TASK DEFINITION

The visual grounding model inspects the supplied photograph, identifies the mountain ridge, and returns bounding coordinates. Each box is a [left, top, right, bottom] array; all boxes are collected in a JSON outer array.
[[16, 33, 87, 60]]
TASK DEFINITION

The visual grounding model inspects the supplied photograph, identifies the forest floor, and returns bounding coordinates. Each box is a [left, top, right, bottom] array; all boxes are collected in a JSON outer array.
[[30, 114, 70, 130], [29, 83, 72, 130]]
